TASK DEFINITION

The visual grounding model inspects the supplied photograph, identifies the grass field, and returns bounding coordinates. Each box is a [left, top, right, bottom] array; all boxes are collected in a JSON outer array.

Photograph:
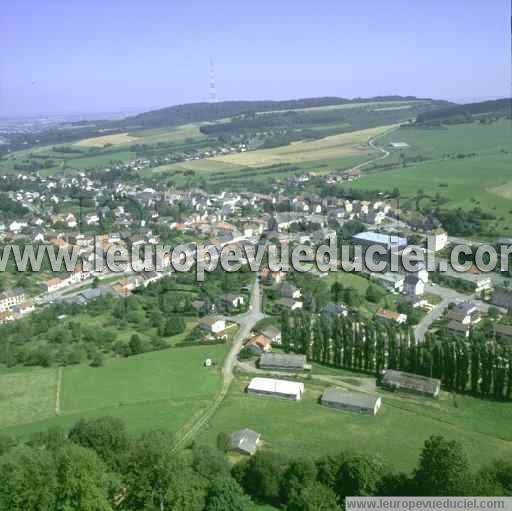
[[0, 367, 58, 428], [342, 120, 512, 235], [380, 119, 512, 160], [197, 373, 512, 472], [260, 100, 426, 115], [0, 344, 227, 438]]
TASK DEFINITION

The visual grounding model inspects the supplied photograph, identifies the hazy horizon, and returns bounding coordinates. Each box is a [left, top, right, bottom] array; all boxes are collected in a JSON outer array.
[[2, 0, 510, 117]]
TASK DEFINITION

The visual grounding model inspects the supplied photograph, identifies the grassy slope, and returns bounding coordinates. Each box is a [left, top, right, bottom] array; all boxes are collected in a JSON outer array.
[[197, 374, 512, 472], [342, 120, 512, 234], [0, 344, 227, 438]]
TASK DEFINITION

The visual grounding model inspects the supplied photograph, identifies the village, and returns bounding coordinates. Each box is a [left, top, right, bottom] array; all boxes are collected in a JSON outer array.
[[1, 167, 511, 346]]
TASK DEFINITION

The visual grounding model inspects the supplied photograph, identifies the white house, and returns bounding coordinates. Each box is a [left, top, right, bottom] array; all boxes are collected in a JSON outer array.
[[404, 275, 425, 297], [200, 316, 226, 335], [430, 228, 448, 252], [0, 288, 26, 312]]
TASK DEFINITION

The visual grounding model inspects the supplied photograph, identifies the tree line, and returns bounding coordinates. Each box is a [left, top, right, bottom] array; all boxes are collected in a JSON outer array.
[[0, 416, 510, 510], [280, 311, 512, 400]]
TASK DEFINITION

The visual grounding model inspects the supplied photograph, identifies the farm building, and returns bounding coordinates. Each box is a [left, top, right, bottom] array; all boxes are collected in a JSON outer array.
[[321, 388, 382, 416], [259, 353, 309, 372], [381, 370, 441, 397], [388, 142, 409, 149], [229, 428, 261, 455], [247, 377, 304, 400]]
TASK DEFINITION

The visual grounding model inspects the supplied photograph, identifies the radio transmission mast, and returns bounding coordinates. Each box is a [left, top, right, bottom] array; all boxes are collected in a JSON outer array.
[[209, 57, 218, 103]]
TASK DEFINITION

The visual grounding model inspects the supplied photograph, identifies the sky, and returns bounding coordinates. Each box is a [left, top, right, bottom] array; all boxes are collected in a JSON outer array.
[[1, 0, 510, 117]]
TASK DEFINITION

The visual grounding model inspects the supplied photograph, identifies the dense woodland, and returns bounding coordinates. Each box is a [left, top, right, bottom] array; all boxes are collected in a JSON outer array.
[[280, 311, 512, 401], [0, 416, 510, 510]]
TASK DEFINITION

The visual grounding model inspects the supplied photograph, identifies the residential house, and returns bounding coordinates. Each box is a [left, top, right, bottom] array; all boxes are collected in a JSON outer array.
[[258, 325, 282, 345], [0, 288, 26, 312], [246, 334, 272, 353], [375, 308, 407, 325], [430, 228, 448, 252], [404, 274, 425, 297], [199, 316, 226, 335], [274, 297, 303, 311], [323, 302, 349, 317], [278, 283, 301, 299]]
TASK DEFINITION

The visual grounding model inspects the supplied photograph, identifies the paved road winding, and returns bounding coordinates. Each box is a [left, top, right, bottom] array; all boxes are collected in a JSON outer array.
[[173, 278, 264, 449]]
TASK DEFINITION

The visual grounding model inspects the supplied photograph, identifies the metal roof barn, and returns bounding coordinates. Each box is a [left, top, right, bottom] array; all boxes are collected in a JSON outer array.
[[247, 377, 304, 400]]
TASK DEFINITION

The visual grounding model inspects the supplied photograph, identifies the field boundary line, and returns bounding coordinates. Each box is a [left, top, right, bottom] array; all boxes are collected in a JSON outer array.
[[55, 367, 63, 416]]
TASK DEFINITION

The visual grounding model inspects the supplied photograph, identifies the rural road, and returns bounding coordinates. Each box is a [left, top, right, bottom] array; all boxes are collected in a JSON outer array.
[[414, 282, 497, 342], [173, 278, 264, 449], [346, 126, 396, 174]]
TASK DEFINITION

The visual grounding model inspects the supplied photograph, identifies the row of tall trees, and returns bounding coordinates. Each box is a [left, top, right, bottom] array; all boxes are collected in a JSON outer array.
[[281, 311, 512, 400]]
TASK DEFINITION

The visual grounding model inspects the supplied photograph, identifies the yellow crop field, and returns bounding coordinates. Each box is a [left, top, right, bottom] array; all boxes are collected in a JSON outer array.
[[75, 132, 140, 147], [211, 124, 396, 168]]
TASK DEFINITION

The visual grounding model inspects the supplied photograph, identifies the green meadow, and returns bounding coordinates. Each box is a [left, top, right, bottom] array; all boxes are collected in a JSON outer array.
[[197, 373, 512, 472], [342, 120, 512, 234], [0, 344, 227, 439]]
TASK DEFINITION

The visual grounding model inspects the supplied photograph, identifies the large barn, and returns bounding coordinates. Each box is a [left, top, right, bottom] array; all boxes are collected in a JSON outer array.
[[247, 377, 304, 401], [380, 370, 441, 397], [258, 353, 308, 372], [321, 387, 382, 416]]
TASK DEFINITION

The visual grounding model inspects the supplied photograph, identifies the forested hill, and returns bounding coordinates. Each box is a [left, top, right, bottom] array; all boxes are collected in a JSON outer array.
[[116, 96, 449, 129], [416, 98, 511, 125]]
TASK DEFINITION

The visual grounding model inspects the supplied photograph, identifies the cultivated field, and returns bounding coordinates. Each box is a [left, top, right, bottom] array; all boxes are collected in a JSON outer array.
[[260, 99, 427, 115], [197, 373, 512, 472], [75, 132, 140, 147], [209, 125, 395, 168], [0, 344, 227, 438]]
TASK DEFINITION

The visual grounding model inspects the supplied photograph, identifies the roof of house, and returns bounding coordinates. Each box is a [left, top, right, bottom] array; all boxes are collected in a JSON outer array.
[[447, 320, 471, 333], [259, 325, 281, 339], [0, 288, 25, 300], [321, 387, 381, 409], [352, 231, 407, 248], [247, 335, 271, 350], [229, 428, 261, 455], [323, 302, 348, 315], [259, 352, 306, 369], [454, 302, 477, 314], [376, 308, 403, 321], [275, 297, 299, 308], [200, 315, 225, 326], [404, 274, 421, 285]]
